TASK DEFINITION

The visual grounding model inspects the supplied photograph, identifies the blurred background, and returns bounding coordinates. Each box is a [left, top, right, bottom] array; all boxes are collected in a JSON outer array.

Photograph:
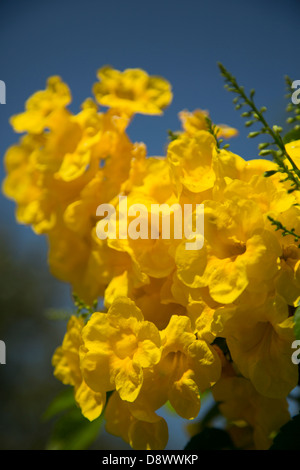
[[0, 0, 299, 450]]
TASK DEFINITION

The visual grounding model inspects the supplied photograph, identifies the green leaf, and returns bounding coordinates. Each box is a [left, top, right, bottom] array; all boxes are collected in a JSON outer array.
[[167, 129, 179, 141], [269, 413, 300, 450], [43, 387, 76, 421], [294, 305, 300, 341], [264, 170, 278, 177], [283, 127, 300, 145], [184, 427, 235, 450], [44, 387, 104, 450], [47, 406, 103, 450]]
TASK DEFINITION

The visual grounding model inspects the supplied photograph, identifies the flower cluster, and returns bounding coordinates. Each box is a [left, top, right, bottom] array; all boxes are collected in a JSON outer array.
[[3, 66, 300, 450]]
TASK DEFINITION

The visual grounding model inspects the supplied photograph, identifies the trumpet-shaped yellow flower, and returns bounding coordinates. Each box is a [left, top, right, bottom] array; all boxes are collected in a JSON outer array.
[[52, 316, 106, 421], [93, 66, 172, 116], [3, 80, 135, 237], [10, 76, 71, 134], [175, 197, 282, 304], [285, 139, 300, 170], [167, 131, 217, 196], [131, 278, 186, 330], [270, 205, 300, 306], [213, 295, 298, 398], [212, 376, 290, 450], [80, 297, 161, 402], [106, 156, 180, 284], [116, 314, 221, 428], [179, 108, 238, 140], [153, 315, 221, 420], [105, 391, 168, 450]]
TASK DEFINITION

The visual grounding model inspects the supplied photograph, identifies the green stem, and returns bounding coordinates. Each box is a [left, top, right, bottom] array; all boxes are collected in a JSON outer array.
[[218, 63, 300, 189]]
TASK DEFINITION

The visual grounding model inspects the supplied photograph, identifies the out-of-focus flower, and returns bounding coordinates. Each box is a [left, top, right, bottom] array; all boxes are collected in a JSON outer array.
[[104, 391, 168, 450], [52, 316, 106, 421], [212, 295, 298, 398], [10, 76, 71, 134], [179, 108, 238, 140], [93, 66, 172, 116], [212, 375, 290, 450]]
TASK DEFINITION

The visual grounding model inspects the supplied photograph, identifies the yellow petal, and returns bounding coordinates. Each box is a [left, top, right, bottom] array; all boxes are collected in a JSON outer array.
[[129, 417, 169, 450], [74, 381, 106, 421]]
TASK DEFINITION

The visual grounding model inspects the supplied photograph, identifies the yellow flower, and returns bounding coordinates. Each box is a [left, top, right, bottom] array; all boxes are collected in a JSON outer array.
[[213, 295, 298, 398], [10, 76, 71, 134], [179, 108, 238, 140], [5, 65, 300, 451], [130, 277, 186, 330], [105, 391, 168, 450], [212, 376, 290, 450], [47, 222, 90, 288], [80, 297, 161, 402], [154, 315, 221, 419], [105, 156, 180, 283], [107, 192, 177, 281], [106, 316, 220, 444], [2, 133, 55, 233], [93, 66, 172, 116], [167, 131, 217, 196], [62, 123, 134, 238], [3, 110, 84, 233], [212, 147, 246, 188], [271, 205, 300, 306], [52, 316, 106, 421], [285, 139, 300, 169], [175, 197, 282, 304], [224, 169, 296, 215], [3, 81, 135, 236], [73, 232, 132, 305]]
